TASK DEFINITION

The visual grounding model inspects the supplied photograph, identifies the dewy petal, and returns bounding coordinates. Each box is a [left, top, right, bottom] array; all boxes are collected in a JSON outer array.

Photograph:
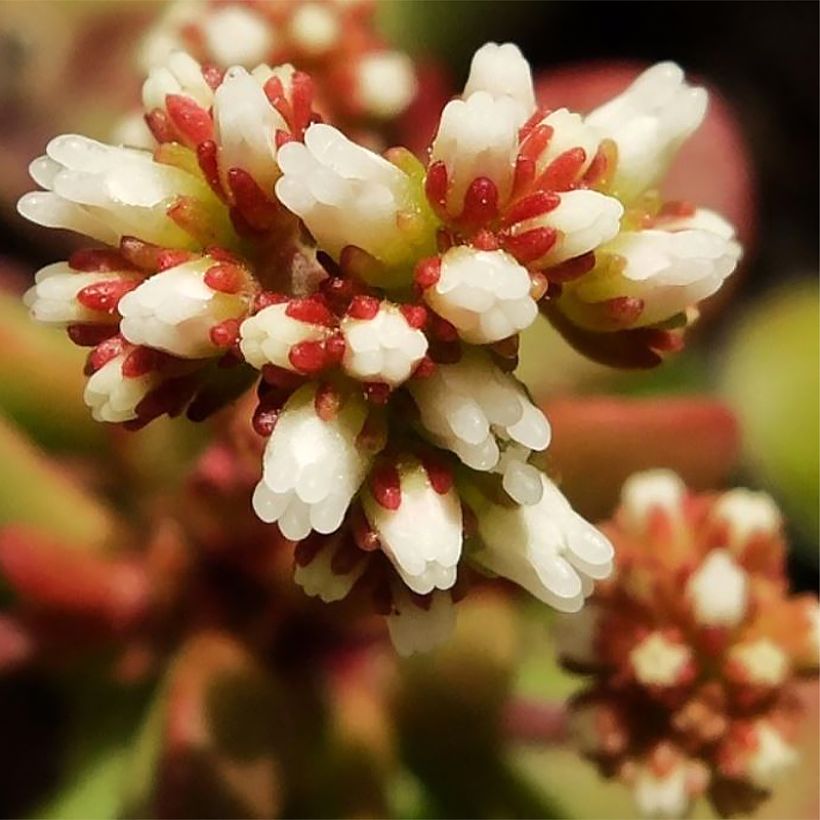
[[431, 91, 519, 215], [363, 460, 462, 595], [585, 61, 708, 200], [84, 355, 155, 424], [276, 123, 415, 265], [462, 42, 535, 127], [386, 587, 457, 657], [253, 384, 371, 540], [475, 473, 614, 612], [119, 257, 247, 358]]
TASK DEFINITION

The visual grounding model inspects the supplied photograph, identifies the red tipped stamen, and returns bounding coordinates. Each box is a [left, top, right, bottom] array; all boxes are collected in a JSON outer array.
[[86, 335, 126, 373], [413, 256, 441, 290], [502, 191, 562, 228], [122, 346, 165, 378], [286, 297, 337, 327], [165, 94, 213, 146], [204, 262, 245, 294], [411, 355, 436, 379], [209, 318, 241, 348], [76, 279, 139, 314], [347, 294, 380, 320], [254, 291, 289, 311], [196, 139, 225, 199], [370, 463, 402, 510], [144, 109, 176, 144], [458, 176, 499, 229], [399, 304, 428, 329], [500, 227, 558, 264], [536, 147, 587, 192], [289, 341, 330, 375], [67, 323, 118, 347], [363, 382, 392, 405], [156, 249, 195, 271], [424, 161, 449, 217], [420, 453, 454, 494], [226, 168, 279, 233], [69, 248, 133, 273]]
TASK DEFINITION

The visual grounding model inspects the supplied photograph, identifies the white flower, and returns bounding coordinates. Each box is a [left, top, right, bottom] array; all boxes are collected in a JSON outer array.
[[387, 586, 457, 657], [621, 469, 686, 533], [201, 4, 275, 67], [686, 549, 748, 627], [745, 722, 798, 789], [293, 536, 366, 603], [528, 108, 601, 177], [422, 247, 537, 344], [356, 52, 417, 119], [585, 62, 708, 200], [119, 258, 247, 359], [475, 474, 614, 612], [728, 639, 789, 687], [575, 221, 741, 327], [17, 135, 209, 247], [276, 123, 415, 265], [213, 66, 286, 194], [462, 42, 535, 127], [239, 299, 338, 373], [511, 189, 623, 267], [288, 2, 340, 55], [409, 350, 550, 472], [363, 460, 462, 595], [431, 91, 520, 215], [252, 385, 371, 540], [142, 51, 215, 112], [23, 262, 139, 325], [84, 354, 155, 423], [633, 762, 690, 819], [711, 488, 781, 546], [629, 632, 692, 687], [341, 302, 428, 387]]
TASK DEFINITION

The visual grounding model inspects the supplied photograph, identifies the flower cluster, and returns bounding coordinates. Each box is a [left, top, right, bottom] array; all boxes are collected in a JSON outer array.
[[18, 42, 740, 654], [556, 471, 819, 818]]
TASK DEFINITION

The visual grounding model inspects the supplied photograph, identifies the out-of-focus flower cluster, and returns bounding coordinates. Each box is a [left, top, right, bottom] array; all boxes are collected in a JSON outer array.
[[16, 29, 742, 655], [556, 471, 819, 818]]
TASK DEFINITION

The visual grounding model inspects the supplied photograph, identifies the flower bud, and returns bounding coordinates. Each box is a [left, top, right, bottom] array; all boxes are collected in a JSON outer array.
[[355, 52, 417, 119], [686, 550, 748, 628], [142, 51, 215, 113], [84, 353, 157, 423], [462, 42, 535, 126]]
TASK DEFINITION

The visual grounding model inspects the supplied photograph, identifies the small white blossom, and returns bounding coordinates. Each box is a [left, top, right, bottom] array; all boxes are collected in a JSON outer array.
[[363, 461, 462, 595], [630, 632, 692, 687], [423, 247, 538, 344], [142, 51, 215, 112], [586, 62, 708, 200], [686, 549, 748, 627], [18, 135, 207, 247], [119, 258, 247, 359], [530, 108, 601, 177], [462, 42, 535, 127], [276, 123, 415, 264], [387, 586, 457, 657], [633, 762, 691, 820], [288, 2, 340, 55], [728, 639, 789, 687], [711, 488, 782, 546], [621, 469, 686, 533], [202, 4, 275, 67], [84, 355, 155, 424], [475, 474, 614, 612], [410, 351, 550, 472], [356, 52, 417, 119], [745, 722, 798, 789], [293, 538, 365, 604], [431, 91, 520, 214], [253, 385, 371, 540], [341, 303, 428, 387]]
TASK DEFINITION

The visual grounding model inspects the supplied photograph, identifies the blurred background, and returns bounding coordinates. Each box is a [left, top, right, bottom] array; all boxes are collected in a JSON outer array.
[[0, 1, 816, 818]]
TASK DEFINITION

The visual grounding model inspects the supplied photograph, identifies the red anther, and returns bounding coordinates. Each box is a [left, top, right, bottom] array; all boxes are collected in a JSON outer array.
[[500, 226, 558, 264], [67, 323, 118, 347], [347, 294, 380, 320], [411, 355, 436, 379], [518, 107, 548, 141], [352, 506, 381, 552], [544, 251, 597, 283], [536, 147, 587, 192], [275, 129, 294, 149], [501, 191, 561, 228], [204, 262, 244, 293], [261, 363, 304, 390], [263, 75, 285, 107], [289, 341, 329, 375], [582, 145, 610, 188], [645, 328, 685, 354], [324, 333, 346, 364], [156, 250, 195, 271], [200, 63, 223, 91], [413, 256, 441, 290], [602, 296, 645, 326], [330, 538, 366, 575], [286, 297, 337, 327], [144, 109, 176, 144], [76, 279, 139, 314], [399, 303, 428, 329], [430, 314, 458, 342], [314, 381, 341, 421], [289, 71, 315, 137], [459, 176, 499, 229], [512, 155, 536, 198], [294, 533, 324, 567], [227, 168, 279, 232], [420, 453, 453, 495], [196, 139, 225, 199], [209, 318, 241, 348], [252, 404, 281, 437], [370, 462, 402, 511], [471, 229, 500, 251], [424, 160, 449, 216], [255, 291, 289, 311], [122, 346, 165, 378], [519, 123, 554, 163], [165, 94, 213, 146], [86, 335, 126, 373], [363, 382, 391, 405], [68, 248, 132, 273]]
